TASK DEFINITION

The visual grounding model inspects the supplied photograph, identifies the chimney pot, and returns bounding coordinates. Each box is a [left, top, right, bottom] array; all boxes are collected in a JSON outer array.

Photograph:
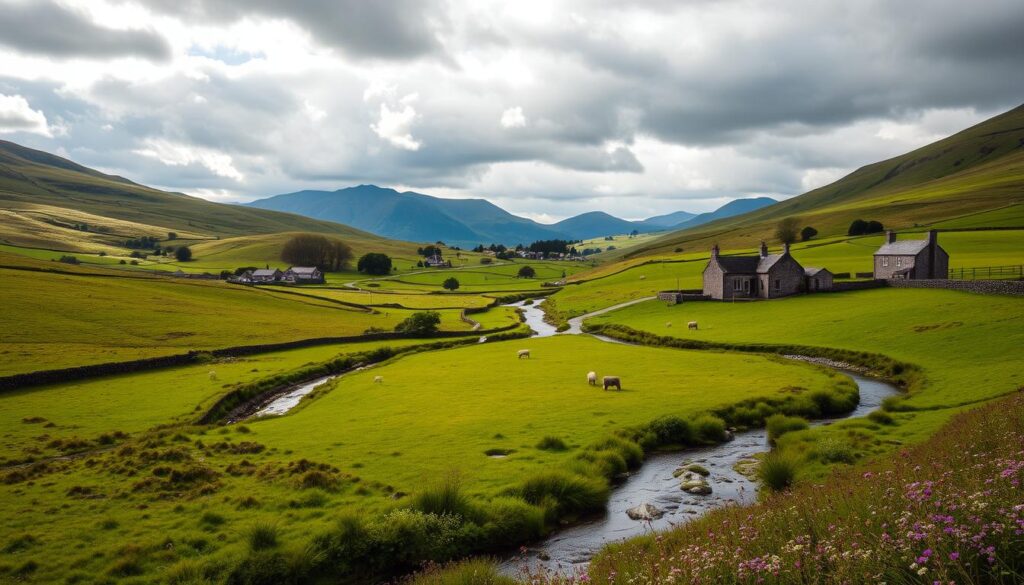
[[711, 244, 719, 258], [759, 241, 768, 257], [783, 242, 790, 254]]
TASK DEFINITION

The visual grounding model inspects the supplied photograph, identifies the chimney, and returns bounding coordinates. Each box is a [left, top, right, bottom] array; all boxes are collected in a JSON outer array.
[[759, 241, 768, 257], [886, 230, 897, 244], [927, 230, 938, 245], [927, 230, 938, 279], [711, 244, 720, 258], [782, 242, 790, 255]]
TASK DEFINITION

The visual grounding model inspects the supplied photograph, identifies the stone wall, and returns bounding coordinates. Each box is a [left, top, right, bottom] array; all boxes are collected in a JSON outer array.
[[886, 279, 1024, 296]]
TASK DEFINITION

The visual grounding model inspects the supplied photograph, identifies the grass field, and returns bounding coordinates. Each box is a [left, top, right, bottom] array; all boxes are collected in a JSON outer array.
[[0, 267, 480, 376], [0, 335, 846, 583]]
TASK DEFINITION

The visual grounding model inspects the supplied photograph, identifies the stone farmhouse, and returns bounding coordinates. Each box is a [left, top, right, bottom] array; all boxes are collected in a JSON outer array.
[[282, 266, 325, 284], [249, 268, 283, 283], [873, 230, 948, 280], [702, 242, 833, 300]]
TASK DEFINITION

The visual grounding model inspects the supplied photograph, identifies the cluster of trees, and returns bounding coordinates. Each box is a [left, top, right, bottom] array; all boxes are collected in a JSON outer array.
[[357, 253, 393, 275], [472, 243, 507, 254], [848, 219, 885, 236], [124, 235, 160, 249], [580, 247, 603, 256], [417, 245, 442, 258], [281, 234, 353, 271]]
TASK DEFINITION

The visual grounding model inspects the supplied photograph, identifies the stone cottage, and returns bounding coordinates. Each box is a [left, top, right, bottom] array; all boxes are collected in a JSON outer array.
[[804, 267, 833, 291], [702, 242, 806, 300], [873, 230, 948, 279], [282, 266, 325, 284]]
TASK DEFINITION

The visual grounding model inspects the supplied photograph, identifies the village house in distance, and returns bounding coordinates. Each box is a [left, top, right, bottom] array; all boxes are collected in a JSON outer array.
[[873, 230, 948, 279], [235, 266, 324, 285]]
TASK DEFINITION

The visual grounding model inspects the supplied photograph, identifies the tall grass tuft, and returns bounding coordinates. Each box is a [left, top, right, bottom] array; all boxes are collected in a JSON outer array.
[[757, 451, 799, 491], [407, 559, 518, 585], [247, 522, 279, 551], [535, 435, 568, 451], [411, 473, 476, 520], [765, 414, 809, 443], [514, 470, 609, 519]]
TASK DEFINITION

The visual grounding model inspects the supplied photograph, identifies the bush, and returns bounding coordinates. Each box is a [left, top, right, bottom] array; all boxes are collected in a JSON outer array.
[[175, 246, 193, 262], [868, 410, 895, 425], [442, 277, 460, 291], [848, 219, 885, 236], [247, 523, 279, 551], [395, 311, 441, 335], [514, 471, 608, 518], [758, 451, 799, 491], [357, 253, 392, 275], [517, 266, 535, 278], [58, 255, 80, 264], [411, 474, 476, 520], [765, 414, 809, 443], [800, 226, 818, 241], [810, 437, 856, 464], [479, 257, 493, 264], [478, 497, 546, 546], [535, 436, 568, 451], [647, 415, 693, 446], [691, 414, 727, 443]]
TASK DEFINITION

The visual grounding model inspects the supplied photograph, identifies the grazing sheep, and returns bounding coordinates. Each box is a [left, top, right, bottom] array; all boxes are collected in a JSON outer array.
[[665, 322, 672, 328], [688, 321, 699, 330], [587, 371, 597, 386], [518, 349, 531, 359], [602, 376, 622, 391], [639, 275, 646, 280], [373, 376, 383, 384], [208, 371, 218, 382]]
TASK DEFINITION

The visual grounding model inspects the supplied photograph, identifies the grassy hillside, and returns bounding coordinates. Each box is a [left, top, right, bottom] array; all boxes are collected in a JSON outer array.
[[0, 140, 414, 254], [622, 103, 1024, 256]]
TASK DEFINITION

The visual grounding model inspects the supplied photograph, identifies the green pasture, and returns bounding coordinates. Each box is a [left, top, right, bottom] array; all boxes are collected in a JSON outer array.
[[0, 338, 436, 464], [0, 267, 478, 376], [589, 288, 1024, 410]]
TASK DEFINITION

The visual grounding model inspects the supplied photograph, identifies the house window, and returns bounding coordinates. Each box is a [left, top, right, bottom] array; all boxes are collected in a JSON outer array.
[[882, 257, 889, 267], [733, 279, 743, 291], [896, 257, 902, 267], [774, 279, 781, 291]]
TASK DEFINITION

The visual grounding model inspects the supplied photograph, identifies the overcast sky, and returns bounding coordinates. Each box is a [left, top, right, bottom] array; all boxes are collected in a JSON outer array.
[[0, 0, 1022, 221]]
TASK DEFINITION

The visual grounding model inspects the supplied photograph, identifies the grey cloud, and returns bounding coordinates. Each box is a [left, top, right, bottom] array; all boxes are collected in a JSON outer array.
[[135, 0, 446, 60], [0, 0, 170, 61]]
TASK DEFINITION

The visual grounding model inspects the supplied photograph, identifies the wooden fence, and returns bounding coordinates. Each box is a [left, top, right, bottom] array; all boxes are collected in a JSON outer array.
[[948, 265, 1024, 281]]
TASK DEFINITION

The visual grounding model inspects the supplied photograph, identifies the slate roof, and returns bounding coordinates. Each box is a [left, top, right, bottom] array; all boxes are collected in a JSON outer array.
[[874, 240, 929, 256], [288, 266, 319, 275], [804, 267, 829, 276], [252, 269, 280, 277], [716, 253, 786, 274]]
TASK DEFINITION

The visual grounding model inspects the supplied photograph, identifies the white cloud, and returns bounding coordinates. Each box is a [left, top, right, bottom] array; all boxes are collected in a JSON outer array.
[[0, 93, 51, 136], [134, 139, 245, 181], [371, 101, 421, 151], [500, 106, 526, 128]]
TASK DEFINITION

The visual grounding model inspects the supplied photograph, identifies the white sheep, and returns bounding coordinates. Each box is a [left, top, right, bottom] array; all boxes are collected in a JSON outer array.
[[373, 375, 384, 384], [639, 275, 646, 280], [665, 322, 672, 328], [587, 371, 597, 386], [518, 349, 531, 359], [688, 321, 699, 330], [208, 371, 218, 382]]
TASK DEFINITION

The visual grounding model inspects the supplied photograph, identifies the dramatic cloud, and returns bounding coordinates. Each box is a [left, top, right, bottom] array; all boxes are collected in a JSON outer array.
[[0, 93, 51, 136], [0, 0, 170, 61], [0, 0, 1022, 219]]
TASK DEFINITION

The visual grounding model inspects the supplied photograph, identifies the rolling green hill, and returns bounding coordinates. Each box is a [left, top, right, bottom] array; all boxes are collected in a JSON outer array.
[[0, 140, 401, 245], [620, 103, 1024, 257]]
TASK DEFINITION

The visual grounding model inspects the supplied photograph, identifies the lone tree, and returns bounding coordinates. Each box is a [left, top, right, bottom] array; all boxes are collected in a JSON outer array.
[[174, 246, 192, 262], [517, 265, 536, 278], [357, 253, 392, 275], [775, 217, 801, 245], [442, 277, 460, 291], [395, 311, 441, 335], [281, 234, 352, 271], [801, 226, 818, 242]]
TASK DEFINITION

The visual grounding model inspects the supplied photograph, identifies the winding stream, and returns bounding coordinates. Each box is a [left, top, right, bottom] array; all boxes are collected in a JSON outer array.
[[499, 299, 901, 576]]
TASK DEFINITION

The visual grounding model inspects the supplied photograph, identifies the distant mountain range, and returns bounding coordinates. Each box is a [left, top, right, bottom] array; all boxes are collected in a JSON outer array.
[[246, 185, 776, 246]]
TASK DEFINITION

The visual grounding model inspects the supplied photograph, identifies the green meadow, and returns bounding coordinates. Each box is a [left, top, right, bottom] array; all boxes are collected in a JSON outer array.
[[0, 335, 847, 583]]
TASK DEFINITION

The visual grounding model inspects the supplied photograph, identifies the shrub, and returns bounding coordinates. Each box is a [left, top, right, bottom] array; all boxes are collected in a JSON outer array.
[[357, 253, 392, 275], [247, 522, 279, 551], [647, 415, 693, 446], [757, 451, 799, 491], [535, 436, 568, 451], [589, 435, 643, 468], [514, 471, 608, 518], [800, 226, 818, 241], [477, 497, 545, 546], [175, 246, 193, 262], [411, 474, 476, 520], [442, 277, 460, 291], [765, 414, 809, 443], [58, 255, 80, 264], [867, 410, 895, 425], [395, 311, 441, 334], [517, 265, 536, 278], [479, 257, 493, 264], [810, 437, 856, 464], [691, 414, 728, 443]]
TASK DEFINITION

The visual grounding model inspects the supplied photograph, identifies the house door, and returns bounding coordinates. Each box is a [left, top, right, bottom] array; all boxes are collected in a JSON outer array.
[[743, 279, 751, 294]]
